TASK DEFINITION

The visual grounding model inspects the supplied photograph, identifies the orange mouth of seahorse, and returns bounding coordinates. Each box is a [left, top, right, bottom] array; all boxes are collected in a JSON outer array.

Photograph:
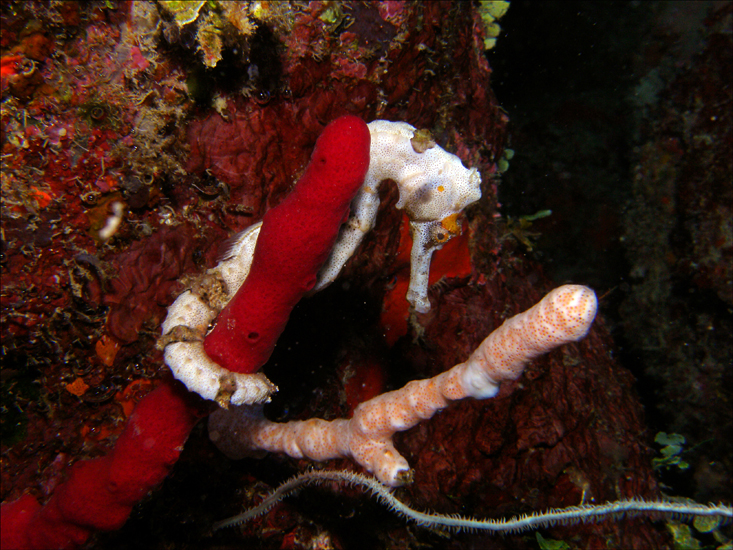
[[441, 213, 461, 234]]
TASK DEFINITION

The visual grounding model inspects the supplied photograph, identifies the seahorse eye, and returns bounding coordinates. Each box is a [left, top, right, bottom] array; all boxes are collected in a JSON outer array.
[[429, 223, 450, 243]]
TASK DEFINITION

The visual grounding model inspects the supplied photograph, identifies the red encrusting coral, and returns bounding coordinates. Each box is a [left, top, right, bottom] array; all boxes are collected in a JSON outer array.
[[103, 226, 201, 345], [0, 115, 371, 548], [203, 115, 371, 374], [0, 378, 206, 550]]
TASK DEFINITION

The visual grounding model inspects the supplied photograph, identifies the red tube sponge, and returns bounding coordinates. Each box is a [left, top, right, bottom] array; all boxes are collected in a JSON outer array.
[[0, 379, 204, 550], [203, 115, 371, 374]]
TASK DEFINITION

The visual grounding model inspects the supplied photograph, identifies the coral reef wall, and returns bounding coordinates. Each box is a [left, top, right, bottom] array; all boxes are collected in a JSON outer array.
[[0, 1, 703, 549], [491, 0, 732, 527], [620, 2, 732, 506]]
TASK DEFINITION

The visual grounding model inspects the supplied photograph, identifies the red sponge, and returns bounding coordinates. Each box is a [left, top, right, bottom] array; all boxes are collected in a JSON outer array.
[[203, 115, 371, 374]]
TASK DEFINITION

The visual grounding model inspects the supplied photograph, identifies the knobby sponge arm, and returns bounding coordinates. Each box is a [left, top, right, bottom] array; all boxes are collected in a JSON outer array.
[[458, 284, 598, 398], [209, 285, 598, 486]]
